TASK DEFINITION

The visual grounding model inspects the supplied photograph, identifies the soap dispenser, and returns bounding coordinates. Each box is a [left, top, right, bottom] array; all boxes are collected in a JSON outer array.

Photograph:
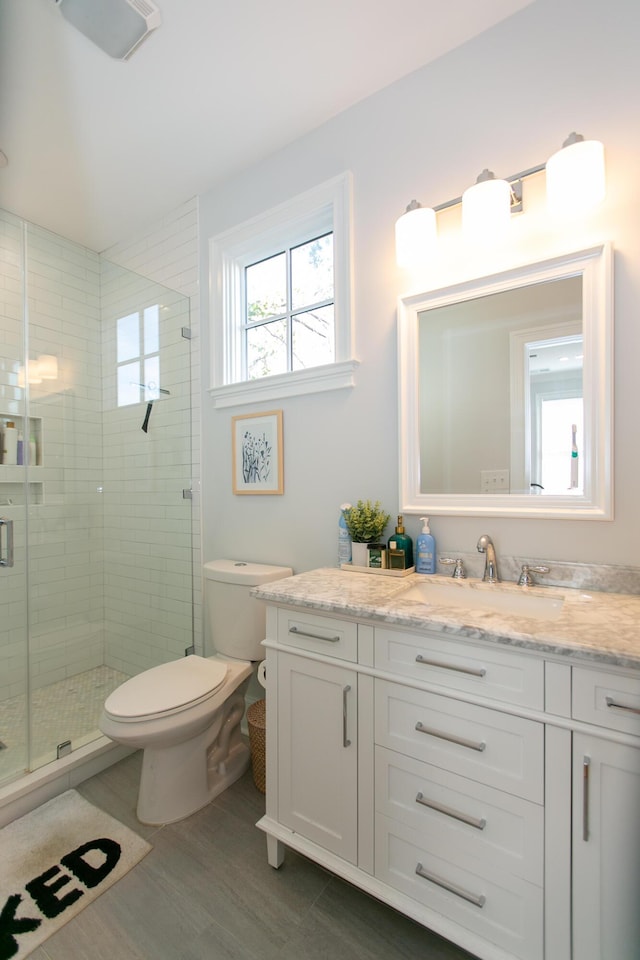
[[388, 515, 413, 569], [416, 517, 436, 574]]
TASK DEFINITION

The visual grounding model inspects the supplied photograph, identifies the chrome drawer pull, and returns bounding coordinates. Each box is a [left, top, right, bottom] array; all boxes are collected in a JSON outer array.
[[583, 755, 591, 842], [416, 792, 486, 830], [415, 654, 486, 678], [415, 862, 486, 908], [605, 696, 640, 716], [415, 721, 486, 753], [289, 626, 340, 643], [343, 685, 351, 747]]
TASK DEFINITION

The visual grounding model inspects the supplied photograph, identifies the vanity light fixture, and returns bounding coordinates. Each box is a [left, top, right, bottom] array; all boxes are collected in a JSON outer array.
[[546, 132, 606, 215], [396, 132, 605, 267], [395, 200, 437, 268], [462, 169, 511, 242]]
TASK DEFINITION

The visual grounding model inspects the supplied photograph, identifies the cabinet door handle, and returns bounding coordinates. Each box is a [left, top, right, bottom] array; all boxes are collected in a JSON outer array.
[[0, 517, 14, 568], [415, 654, 486, 678], [415, 721, 486, 753], [605, 696, 640, 716], [415, 792, 486, 830], [289, 626, 340, 643], [342, 685, 351, 747], [582, 755, 591, 842], [415, 862, 486, 908]]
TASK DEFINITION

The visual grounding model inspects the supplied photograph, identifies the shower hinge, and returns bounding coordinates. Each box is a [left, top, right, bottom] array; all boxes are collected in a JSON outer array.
[[57, 740, 72, 759], [182, 488, 193, 499], [184, 645, 195, 657], [181, 326, 192, 340]]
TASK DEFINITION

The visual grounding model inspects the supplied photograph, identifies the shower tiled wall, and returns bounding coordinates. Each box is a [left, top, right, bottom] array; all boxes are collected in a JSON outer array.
[[103, 198, 202, 662]]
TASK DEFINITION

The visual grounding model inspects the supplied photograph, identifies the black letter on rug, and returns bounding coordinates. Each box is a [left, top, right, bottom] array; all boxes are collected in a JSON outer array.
[[0, 893, 42, 960], [61, 838, 122, 888], [25, 865, 83, 918]]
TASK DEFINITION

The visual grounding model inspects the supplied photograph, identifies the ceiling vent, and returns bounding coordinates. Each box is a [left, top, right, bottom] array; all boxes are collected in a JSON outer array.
[[54, 0, 162, 60]]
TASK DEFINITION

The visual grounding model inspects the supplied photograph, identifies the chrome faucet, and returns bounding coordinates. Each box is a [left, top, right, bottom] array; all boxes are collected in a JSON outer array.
[[477, 535, 500, 583]]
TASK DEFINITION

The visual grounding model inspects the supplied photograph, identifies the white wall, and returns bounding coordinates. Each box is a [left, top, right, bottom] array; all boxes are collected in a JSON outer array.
[[199, 0, 640, 574]]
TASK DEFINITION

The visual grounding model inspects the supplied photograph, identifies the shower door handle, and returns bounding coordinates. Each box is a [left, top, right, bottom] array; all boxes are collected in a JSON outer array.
[[0, 517, 14, 567]]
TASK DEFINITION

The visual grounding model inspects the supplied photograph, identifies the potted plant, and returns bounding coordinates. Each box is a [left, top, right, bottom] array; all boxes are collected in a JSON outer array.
[[344, 500, 391, 566]]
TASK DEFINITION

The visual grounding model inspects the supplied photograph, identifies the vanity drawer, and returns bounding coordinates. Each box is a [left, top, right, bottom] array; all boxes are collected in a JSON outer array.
[[375, 814, 543, 960], [375, 746, 543, 884], [374, 627, 544, 709], [573, 666, 640, 737], [374, 680, 544, 802], [277, 609, 358, 662]]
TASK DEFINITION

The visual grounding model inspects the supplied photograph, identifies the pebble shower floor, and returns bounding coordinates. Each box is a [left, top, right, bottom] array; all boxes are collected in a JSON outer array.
[[0, 666, 129, 783]]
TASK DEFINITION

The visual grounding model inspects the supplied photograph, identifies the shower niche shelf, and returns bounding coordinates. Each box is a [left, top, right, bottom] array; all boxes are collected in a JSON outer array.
[[0, 478, 44, 506], [0, 415, 44, 504], [0, 414, 43, 467]]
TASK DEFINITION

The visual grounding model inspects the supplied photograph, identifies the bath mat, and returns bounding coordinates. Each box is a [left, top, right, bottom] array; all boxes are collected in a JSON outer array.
[[0, 789, 152, 960]]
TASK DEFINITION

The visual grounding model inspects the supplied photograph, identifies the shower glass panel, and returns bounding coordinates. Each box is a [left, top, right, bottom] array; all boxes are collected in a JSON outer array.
[[0, 211, 29, 783], [0, 211, 193, 786]]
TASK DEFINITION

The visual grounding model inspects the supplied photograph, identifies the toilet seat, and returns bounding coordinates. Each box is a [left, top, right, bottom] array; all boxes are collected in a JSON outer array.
[[104, 656, 228, 722]]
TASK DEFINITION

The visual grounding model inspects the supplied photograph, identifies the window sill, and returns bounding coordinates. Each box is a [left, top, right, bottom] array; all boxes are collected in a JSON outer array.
[[209, 359, 360, 409]]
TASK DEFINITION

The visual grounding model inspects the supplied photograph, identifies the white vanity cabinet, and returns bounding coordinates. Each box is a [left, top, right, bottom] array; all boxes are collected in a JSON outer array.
[[570, 668, 640, 960], [276, 650, 358, 862], [259, 599, 640, 960]]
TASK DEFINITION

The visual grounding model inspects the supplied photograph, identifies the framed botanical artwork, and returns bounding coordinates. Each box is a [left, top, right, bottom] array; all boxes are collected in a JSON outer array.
[[232, 409, 284, 495]]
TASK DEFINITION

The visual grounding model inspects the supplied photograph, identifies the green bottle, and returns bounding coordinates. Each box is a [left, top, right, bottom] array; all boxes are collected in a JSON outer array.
[[387, 515, 413, 569]]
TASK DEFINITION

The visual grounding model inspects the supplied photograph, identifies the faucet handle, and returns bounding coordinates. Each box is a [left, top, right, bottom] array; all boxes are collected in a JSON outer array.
[[518, 564, 550, 587], [440, 557, 467, 579]]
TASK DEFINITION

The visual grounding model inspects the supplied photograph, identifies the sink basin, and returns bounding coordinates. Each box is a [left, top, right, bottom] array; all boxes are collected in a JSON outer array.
[[400, 579, 565, 621]]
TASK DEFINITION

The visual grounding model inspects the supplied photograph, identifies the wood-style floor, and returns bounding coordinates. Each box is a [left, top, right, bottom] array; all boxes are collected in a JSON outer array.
[[30, 751, 478, 959]]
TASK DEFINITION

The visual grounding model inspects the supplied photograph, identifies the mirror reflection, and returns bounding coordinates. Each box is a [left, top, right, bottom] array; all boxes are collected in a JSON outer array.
[[398, 244, 612, 519], [418, 276, 583, 496]]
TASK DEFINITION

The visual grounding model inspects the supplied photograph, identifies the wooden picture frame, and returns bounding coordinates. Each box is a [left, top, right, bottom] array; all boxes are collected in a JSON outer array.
[[232, 409, 284, 495]]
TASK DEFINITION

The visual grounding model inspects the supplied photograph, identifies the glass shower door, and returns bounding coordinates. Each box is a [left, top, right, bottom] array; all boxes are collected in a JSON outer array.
[[0, 210, 30, 785], [0, 210, 194, 786]]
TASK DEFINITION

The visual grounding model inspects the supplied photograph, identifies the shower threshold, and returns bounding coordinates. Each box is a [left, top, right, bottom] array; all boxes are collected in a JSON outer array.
[[0, 665, 129, 785]]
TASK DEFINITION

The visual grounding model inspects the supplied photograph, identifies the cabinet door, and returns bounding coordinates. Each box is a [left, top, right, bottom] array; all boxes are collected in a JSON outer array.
[[572, 733, 640, 960], [277, 651, 358, 863]]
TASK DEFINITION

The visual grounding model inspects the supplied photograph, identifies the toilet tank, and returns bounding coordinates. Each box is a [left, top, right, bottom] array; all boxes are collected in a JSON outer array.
[[204, 559, 293, 660]]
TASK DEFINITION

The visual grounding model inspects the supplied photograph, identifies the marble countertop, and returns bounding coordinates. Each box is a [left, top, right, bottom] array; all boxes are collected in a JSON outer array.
[[254, 567, 640, 670]]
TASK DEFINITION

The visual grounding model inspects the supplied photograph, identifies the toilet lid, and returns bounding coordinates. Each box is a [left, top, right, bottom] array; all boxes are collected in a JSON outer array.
[[104, 656, 228, 719]]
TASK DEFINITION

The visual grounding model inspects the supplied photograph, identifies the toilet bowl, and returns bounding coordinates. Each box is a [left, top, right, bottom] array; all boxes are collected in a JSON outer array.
[[99, 559, 292, 825]]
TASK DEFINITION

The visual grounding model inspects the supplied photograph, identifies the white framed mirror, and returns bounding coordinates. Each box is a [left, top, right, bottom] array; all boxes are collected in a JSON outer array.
[[398, 244, 613, 519]]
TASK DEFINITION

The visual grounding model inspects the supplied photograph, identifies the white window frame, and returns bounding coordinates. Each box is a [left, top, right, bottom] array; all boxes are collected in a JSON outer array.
[[209, 172, 358, 408]]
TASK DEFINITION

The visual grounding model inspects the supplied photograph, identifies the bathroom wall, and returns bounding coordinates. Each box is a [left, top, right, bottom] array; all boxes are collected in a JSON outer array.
[[197, 0, 640, 576]]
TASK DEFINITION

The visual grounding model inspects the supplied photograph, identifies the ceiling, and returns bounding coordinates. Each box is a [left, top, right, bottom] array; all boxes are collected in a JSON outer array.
[[0, 0, 533, 252]]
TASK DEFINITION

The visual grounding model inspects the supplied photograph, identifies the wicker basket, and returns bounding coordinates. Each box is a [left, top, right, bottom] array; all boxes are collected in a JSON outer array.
[[246, 698, 266, 793]]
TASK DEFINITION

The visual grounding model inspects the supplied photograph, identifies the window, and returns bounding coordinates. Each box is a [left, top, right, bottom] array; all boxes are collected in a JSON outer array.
[[245, 233, 334, 379], [209, 173, 357, 407], [116, 305, 160, 407]]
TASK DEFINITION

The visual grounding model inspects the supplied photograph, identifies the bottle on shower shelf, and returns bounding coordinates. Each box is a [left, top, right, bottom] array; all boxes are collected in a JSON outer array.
[[3, 421, 17, 465]]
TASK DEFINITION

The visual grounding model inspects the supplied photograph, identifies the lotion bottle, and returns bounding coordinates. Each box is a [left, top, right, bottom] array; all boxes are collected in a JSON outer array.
[[338, 503, 352, 566], [388, 515, 413, 568], [416, 517, 436, 574]]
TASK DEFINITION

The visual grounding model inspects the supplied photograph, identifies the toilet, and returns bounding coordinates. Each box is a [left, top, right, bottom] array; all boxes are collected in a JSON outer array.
[[99, 559, 292, 825]]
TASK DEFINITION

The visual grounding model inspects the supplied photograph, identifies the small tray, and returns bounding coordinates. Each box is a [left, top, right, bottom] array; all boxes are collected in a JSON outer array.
[[341, 563, 415, 578]]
